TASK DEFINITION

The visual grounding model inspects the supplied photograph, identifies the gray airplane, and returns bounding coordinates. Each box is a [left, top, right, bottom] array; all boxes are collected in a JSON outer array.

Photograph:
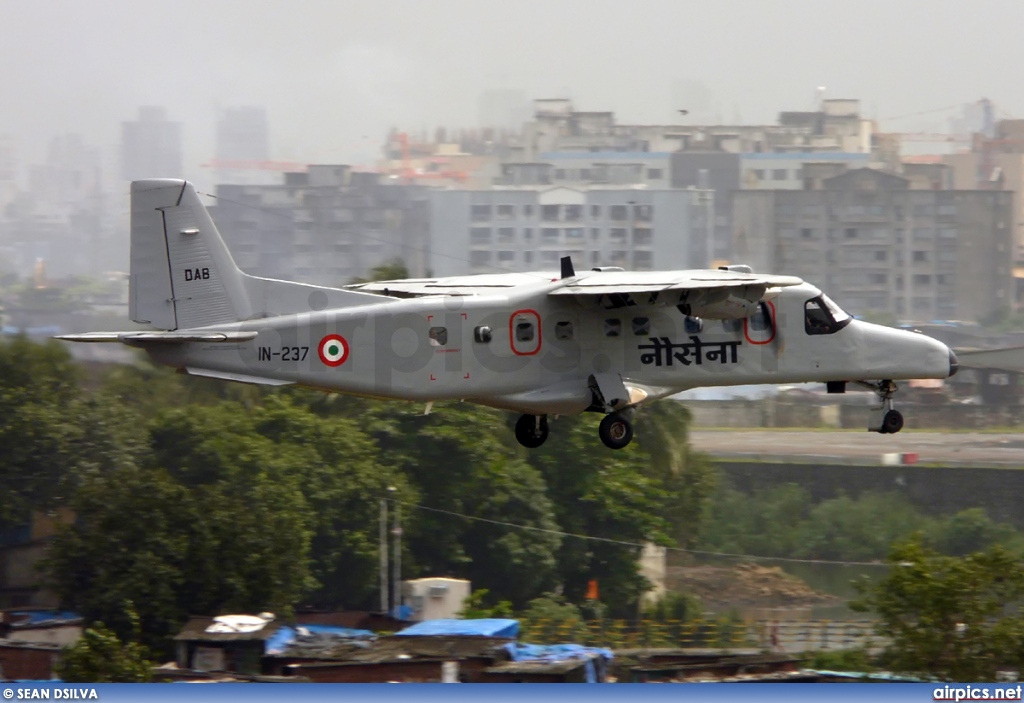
[[59, 179, 972, 449]]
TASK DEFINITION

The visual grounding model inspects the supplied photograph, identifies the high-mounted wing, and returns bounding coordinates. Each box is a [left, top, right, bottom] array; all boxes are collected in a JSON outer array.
[[549, 269, 803, 318], [344, 272, 554, 297]]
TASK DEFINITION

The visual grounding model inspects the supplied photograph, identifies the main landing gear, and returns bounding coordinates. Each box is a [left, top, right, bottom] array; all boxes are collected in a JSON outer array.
[[513, 411, 637, 449], [599, 412, 634, 450], [862, 379, 904, 434], [515, 414, 549, 448]]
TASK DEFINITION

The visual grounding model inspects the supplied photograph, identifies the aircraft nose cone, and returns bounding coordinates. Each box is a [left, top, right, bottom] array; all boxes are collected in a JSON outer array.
[[948, 348, 959, 377]]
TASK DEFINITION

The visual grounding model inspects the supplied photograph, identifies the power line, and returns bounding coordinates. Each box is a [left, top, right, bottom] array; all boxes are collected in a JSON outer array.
[[402, 500, 896, 568], [882, 102, 970, 122]]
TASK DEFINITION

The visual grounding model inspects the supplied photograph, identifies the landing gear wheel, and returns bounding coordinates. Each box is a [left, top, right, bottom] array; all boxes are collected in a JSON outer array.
[[882, 409, 904, 434], [515, 414, 549, 449], [599, 413, 634, 450]]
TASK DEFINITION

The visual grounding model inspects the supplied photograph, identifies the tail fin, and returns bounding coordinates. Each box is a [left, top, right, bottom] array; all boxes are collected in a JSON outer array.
[[130, 179, 254, 330]]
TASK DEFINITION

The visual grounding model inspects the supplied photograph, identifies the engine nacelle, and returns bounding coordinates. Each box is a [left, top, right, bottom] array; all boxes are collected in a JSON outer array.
[[676, 284, 766, 320]]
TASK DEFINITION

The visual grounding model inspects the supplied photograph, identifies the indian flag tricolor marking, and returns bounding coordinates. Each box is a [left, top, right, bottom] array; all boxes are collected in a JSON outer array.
[[318, 334, 350, 367]]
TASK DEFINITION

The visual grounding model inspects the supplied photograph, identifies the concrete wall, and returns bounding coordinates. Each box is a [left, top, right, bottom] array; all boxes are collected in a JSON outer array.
[[0, 644, 59, 681], [687, 399, 1022, 430]]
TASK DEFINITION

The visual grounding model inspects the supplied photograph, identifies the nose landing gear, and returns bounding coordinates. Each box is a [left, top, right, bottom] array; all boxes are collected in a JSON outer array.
[[863, 379, 904, 434]]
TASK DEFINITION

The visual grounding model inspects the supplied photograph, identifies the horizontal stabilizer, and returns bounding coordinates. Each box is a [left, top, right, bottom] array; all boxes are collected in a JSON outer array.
[[55, 331, 258, 344], [185, 367, 294, 386]]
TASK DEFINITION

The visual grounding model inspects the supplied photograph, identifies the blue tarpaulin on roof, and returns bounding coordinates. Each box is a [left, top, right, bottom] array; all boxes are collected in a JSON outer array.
[[10, 610, 81, 626], [264, 624, 376, 655], [393, 618, 520, 638], [504, 643, 614, 683]]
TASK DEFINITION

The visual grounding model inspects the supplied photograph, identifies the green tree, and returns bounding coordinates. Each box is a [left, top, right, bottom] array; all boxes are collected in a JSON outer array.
[[45, 464, 203, 652], [926, 508, 1024, 557], [457, 588, 514, 619], [46, 445, 314, 653], [852, 538, 1024, 681], [525, 414, 672, 614], [57, 619, 153, 683], [635, 401, 717, 547], [642, 591, 703, 623], [0, 337, 141, 523], [796, 492, 933, 561], [99, 360, 262, 420], [349, 258, 410, 284], [363, 401, 562, 606], [520, 593, 586, 640], [700, 483, 811, 558]]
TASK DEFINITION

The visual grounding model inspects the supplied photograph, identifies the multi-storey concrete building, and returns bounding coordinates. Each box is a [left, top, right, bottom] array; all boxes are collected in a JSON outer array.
[[732, 168, 1014, 322], [428, 186, 693, 277], [214, 106, 274, 186], [209, 165, 430, 286], [121, 106, 183, 182]]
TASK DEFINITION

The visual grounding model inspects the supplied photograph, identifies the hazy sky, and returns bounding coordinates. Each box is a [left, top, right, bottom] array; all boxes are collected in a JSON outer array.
[[3, 0, 1023, 182]]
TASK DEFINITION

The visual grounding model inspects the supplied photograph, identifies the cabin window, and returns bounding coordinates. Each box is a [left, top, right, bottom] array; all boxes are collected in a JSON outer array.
[[749, 304, 771, 332], [474, 326, 492, 343], [684, 316, 703, 334], [516, 322, 535, 343], [804, 296, 851, 336], [429, 327, 448, 346], [722, 318, 742, 333], [555, 321, 574, 341], [604, 319, 622, 337], [631, 317, 650, 336]]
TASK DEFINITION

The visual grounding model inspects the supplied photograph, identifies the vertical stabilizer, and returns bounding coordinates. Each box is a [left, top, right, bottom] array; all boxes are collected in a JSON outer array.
[[130, 179, 252, 330]]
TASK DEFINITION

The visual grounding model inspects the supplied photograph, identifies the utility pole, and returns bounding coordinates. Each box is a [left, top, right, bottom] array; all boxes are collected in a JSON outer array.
[[389, 486, 401, 617], [379, 497, 389, 614]]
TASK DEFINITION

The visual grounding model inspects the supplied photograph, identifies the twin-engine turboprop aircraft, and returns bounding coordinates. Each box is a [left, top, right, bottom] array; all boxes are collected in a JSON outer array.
[[59, 179, 970, 449]]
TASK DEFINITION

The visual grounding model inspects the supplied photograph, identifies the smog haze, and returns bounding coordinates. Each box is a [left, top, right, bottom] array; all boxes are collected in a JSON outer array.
[[3, 0, 1023, 175]]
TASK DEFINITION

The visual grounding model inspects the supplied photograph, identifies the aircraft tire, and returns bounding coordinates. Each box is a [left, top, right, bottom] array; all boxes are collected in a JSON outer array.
[[599, 413, 634, 450], [882, 409, 904, 434], [515, 414, 549, 449]]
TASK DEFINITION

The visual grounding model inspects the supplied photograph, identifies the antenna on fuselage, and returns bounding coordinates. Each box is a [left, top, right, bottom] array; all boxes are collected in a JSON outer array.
[[560, 256, 576, 279]]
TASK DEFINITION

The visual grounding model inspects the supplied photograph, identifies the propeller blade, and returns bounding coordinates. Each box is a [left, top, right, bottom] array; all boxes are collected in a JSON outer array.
[[954, 345, 1024, 373]]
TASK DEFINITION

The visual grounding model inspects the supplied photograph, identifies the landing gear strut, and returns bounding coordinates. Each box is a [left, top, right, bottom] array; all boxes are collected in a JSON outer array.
[[515, 414, 549, 449], [599, 412, 634, 450], [863, 379, 904, 434]]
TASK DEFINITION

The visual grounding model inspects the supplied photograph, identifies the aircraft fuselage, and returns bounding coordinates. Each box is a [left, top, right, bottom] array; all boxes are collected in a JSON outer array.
[[143, 280, 953, 416]]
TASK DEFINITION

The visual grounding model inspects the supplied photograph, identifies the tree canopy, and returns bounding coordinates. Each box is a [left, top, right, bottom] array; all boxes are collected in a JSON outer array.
[[0, 337, 714, 648], [853, 538, 1024, 681]]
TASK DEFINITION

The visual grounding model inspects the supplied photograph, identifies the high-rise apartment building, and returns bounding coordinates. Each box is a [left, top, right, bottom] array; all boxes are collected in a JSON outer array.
[[121, 106, 183, 181], [209, 165, 429, 285], [732, 168, 1014, 322]]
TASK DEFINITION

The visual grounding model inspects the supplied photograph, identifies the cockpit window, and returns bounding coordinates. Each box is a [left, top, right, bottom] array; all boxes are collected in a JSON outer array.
[[821, 294, 851, 325], [805, 296, 852, 335]]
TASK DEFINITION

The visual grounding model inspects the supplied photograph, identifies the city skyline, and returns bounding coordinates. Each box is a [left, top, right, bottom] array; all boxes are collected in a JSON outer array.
[[2, 0, 1023, 181]]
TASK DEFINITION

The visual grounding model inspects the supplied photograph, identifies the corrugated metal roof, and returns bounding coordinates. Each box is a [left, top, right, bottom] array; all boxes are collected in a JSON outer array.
[[269, 635, 509, 664], [174, 616, 284, 642]]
